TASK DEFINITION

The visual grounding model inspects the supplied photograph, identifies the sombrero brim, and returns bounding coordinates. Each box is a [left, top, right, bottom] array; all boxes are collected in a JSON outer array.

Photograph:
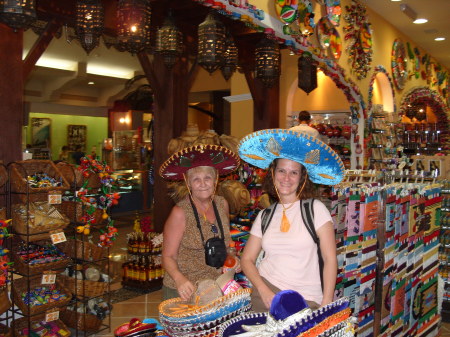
[[160, 144, 240, 181], [238, 129, 345, 185]]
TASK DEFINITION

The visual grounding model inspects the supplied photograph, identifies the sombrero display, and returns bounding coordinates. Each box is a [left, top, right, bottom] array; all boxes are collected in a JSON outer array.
[[218, 290, 354, 337], [238, 129, 345, 185], [160, 144, 240, 181], [159, 286, 252, 337]]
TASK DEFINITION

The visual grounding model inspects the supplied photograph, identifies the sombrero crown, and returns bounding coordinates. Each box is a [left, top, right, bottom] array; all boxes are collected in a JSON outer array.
[[160, 144, 240, 181], [238, 129, 345, 185]]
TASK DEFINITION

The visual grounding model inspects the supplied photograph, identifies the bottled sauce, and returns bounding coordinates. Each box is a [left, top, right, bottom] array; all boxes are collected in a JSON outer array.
[[139, 256, 146, 284], [223, 242, 237, 273], [149, 258, 156, 281]]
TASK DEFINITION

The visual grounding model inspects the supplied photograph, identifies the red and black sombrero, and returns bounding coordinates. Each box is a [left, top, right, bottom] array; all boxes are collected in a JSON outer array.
[[159, 144, 240, 181]]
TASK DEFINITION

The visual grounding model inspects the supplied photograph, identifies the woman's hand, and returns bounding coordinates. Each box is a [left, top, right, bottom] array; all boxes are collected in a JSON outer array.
[[176, 277, 195, 301], [259, 287, 276, 309]]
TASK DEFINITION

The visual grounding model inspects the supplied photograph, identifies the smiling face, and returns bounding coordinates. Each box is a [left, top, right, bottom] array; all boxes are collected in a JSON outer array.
[[273, 159, 302, 203], [186, 166, 217, 201]]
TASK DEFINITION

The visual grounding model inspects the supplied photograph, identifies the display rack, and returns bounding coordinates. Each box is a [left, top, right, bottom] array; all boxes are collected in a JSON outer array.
[[6, 160, 112, 336], [440, 180, 450, 322]]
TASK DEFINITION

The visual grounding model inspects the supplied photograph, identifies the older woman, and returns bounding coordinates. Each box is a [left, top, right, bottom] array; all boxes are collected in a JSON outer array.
[[238, 129, 345, 311], [159, 144, 240, 301]]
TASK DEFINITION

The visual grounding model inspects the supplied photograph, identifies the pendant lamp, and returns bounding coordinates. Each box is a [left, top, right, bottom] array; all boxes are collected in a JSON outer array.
[[198, 12, 226, 74], [255, 36, 281, 88], [0, 0, 36, 31], [76, 0, 104, 54], [117, 0, 152, 55], [221, 33, 238, 81], [298, 53, 317, 94], [155, 12, 183, 69]]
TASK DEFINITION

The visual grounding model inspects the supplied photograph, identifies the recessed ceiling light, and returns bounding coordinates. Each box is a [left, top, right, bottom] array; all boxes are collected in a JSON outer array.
[[435, 37, 446, 41], [413, 18, 428, 24], [391, 0, 401, 2], [88, 81, 95, 85]]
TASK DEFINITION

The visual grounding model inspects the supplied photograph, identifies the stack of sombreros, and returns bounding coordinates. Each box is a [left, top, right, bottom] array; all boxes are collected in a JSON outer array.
[[158, 144, 252, 337], [218, 290, 354, 337]]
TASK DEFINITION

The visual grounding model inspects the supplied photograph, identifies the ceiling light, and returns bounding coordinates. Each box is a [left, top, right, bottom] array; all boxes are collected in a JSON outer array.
[[88, 81, 95, 85], [413, 18, 428, 24], [391, 0, 401, 2], [435, 37, 446, 41]]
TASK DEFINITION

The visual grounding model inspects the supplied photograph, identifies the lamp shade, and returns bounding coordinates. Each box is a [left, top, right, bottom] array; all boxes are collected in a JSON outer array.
[[221, 34, 238, 81], [76, 0, 104, 54], [155, 12, 183, 69], [117, 0, 152, 55], [298, 53, 317, 94], [198, 12, 226, 74], [0, 0, 36, 30], [255, 36, 281, 88]]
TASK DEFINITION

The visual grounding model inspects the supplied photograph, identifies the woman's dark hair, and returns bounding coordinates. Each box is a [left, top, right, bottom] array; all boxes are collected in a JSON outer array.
[[298, 110, 312, 122], [262, 158, 317, 200]]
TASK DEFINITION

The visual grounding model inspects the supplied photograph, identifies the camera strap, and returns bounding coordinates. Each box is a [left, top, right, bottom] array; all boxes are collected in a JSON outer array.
[[189, 196, 225, 244]]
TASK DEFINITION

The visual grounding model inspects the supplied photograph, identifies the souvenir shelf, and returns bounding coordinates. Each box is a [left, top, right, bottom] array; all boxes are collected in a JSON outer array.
[[6, 160, 112, 336], [440, 180, 450, 321], [367, 110, 402, 170], [400, 123, 444, 156], [6, 160, 74, 337]]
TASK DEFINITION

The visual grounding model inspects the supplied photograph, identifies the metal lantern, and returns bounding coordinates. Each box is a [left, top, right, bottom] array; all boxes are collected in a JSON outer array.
[[155, 12, 183, 69], [198, 12, 226, 74], [298, 53, 317, 94], [255, 37, 281, 88], [117, 0, 151, 55], [0, 0, 36, 31], [76, 0, 104, 54], [221, 34, 238, 81]]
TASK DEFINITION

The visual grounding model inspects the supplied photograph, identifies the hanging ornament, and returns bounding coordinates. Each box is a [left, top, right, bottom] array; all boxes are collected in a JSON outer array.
[[221, 33, 238, 81], [198, 12, 226, 74], [255, 36, 281, 88], [155, 11, 183, 69], [0, 0, 36, 31], [75, 0, 104, 54], [298, 52, 317, 94]]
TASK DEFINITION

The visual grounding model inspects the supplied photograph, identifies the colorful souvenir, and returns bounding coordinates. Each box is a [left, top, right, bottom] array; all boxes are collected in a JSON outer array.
[[391, 39, 408, 89], [297, 0, 315, 36], [274, 0, 298, 25], [325, 0, 341, 26]]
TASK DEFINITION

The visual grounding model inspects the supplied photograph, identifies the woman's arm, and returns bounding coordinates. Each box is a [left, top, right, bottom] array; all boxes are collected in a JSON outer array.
[[241, 234, 274, 309], [317, 221, 337, 306], [162, 205, 195, 300]]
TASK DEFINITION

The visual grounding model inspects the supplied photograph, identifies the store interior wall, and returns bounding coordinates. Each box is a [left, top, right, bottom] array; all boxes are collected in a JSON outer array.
[[26, 112, 108, 161]]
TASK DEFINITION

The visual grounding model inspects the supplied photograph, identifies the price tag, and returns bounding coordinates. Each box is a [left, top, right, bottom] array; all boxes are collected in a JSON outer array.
[[50, 231, 67, 245], [41, 271, 56, 285], [45, 310, 59, 322], [48, 190, 62, 205]]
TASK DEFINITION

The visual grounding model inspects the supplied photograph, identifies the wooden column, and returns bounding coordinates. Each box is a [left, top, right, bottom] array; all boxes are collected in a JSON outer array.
[[243, 69, 280, 130], [137, 53, 190, 232], [0, 24, 24, 165]]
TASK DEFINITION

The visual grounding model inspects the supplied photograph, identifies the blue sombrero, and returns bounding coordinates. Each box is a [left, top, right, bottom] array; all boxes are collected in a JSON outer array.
[[238, 129, 345, 185]]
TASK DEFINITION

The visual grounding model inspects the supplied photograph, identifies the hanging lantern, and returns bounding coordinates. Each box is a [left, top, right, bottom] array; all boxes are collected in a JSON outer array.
[[155, 12, 183, 69], [221, 33, 238, 81], [255, 36, 281, 88], [415, 104, 427, 121], [75, 0, 104, 54], [198, 12, 226, 74], [117, 0, 151, 55], [0, 0, 36, 31], [298, 53, 317, 94]]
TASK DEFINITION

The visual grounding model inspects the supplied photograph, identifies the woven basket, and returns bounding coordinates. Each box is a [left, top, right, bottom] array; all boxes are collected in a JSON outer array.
[[10, 160, 70, 202], [59, 274, 108, 299], [0, 323, 11, 337], [0, 287, 11, 315], [56, 162, 101, 189], [54, 201, 103, 224], [12, 313, 71, 337], [12, 242, 70, 276], [60, 309, 102, 331], [59, 239, 106, 262], [12, 202, 70, 242], [12, 276, 72, 316]]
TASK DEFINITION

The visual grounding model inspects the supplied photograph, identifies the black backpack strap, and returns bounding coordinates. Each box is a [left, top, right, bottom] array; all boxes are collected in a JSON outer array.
[[300, 198, 324, 291], [261, 202, 278, 235], [189, 196, 206, 244], [212, 200, 225, 240]]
